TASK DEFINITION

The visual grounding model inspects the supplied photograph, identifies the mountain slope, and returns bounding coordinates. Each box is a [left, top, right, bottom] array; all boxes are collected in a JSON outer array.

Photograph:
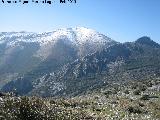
[[27, 37, 160, 97], [0, 27, 116, 94], [3, 36, 160, 97]]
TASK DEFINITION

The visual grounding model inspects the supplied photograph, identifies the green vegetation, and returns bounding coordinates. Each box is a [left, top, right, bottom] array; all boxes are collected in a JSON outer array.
[[0, 78, 160, 120]]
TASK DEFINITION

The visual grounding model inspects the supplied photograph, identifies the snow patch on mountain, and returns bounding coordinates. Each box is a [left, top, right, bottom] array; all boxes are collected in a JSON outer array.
[[0, 27, 114, 46], [0, 27, 116, 59]]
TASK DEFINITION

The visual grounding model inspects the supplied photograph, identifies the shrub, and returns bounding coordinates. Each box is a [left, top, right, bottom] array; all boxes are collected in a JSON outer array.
[[139, 84, 147, 91], [146, 81, 153, 87], [127, 106, 143, 114], [131, 83, 138, 89], [133, 89, 141, 95], [140, 94, 150, 100], [138, 102, 145, 107], [103, 90, 112, 96], [124, 90, 130, 94]]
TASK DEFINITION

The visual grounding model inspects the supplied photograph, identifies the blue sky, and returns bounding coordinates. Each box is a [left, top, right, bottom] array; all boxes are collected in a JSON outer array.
[[0, 0, 160, 43]]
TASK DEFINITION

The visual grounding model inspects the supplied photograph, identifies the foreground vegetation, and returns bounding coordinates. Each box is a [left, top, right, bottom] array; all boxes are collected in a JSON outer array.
[[0, 78, 160, 120]]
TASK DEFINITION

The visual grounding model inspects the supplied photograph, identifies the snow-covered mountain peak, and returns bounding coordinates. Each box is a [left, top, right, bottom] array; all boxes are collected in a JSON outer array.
[[75, 27, 96, 34], [0, 27, 116, 49], [49, 27, 114, 45], [73, 27, 113, 44], [50, 28, 75, 43], [34, 27, 116, 59]]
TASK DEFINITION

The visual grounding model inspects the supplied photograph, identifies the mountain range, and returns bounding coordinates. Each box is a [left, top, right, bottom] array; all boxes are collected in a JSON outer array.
[[0, 27, 160, 97]]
